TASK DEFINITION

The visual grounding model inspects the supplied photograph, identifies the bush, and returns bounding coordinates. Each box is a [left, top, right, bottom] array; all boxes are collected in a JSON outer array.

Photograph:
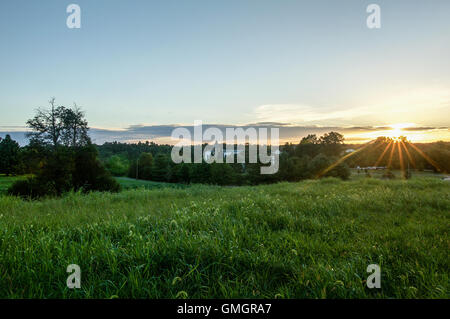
[[308, 153, 331, 177], [328, 162, 351, 180]]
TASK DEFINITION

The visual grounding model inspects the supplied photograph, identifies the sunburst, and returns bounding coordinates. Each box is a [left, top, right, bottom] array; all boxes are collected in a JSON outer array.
[[318, 132, 442, 179], [384, 123, 415, 140]]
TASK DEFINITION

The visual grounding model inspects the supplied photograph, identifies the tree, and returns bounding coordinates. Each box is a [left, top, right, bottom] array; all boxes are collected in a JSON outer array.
[[137, 152, 153, 180], [279, 155, 310, 181], [152, 154, 169, 182], [0, 135, 21, 175], [296, 134, 321, 158], [319, 132, 344, 145], [319, 131, 344, 156], [26, 98, 65, 147], [210, 163, 236, 185], [105, 155, 129, 176], [176, 163, 191, 183], [26, 98, 90, 148], [61, 104, 90, 147], [9, 101, 119, 198], [190, 162, 211, 184], [300, 134, 319, 144]]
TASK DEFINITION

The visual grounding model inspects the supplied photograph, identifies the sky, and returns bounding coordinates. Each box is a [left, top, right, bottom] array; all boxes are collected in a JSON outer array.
[[0, 0, 449, 144]]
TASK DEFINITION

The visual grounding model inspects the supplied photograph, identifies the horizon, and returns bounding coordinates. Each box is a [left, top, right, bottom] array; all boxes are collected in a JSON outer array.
[[1, 122, 449, 146]]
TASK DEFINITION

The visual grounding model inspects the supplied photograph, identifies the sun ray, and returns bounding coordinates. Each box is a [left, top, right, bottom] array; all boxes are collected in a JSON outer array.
[[406, 142, 442, 172], [396, 141, 405, 176], [387, 141, 396, 168], [400, 140, 416, 168], [317, 140, 375, 178], [374, 141, 393, 167]]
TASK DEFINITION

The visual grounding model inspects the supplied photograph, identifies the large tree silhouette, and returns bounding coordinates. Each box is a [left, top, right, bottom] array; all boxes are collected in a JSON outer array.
[[26, 98, 90, 148]]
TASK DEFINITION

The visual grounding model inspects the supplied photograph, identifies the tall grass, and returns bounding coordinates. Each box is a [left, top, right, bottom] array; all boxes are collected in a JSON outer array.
[[0, 177, 448, 298]]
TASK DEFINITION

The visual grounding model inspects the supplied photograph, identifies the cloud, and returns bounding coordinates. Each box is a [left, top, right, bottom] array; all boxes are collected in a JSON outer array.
[[252, 87, 450, 127]]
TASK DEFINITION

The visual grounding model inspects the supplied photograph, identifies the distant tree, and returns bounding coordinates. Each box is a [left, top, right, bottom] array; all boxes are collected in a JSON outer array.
[[319, 132, 344, 145], [300, 134, 319, 144], [296, 134, 321, 158], [319, 131, 344, 156], [190, 162, 211, 184], [105, 155, 129, 176], [427, 141, 450, 173], [0, 135, 21, 175], [282, 142, 296, 156], [137, 152, 153, 180], [176, 163, 191, 183], [152, 154, 169, 182], [210, 163, 236, 185]]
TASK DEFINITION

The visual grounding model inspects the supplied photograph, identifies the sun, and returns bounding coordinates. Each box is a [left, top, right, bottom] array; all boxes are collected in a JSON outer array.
[[385, 123, 415, 140]]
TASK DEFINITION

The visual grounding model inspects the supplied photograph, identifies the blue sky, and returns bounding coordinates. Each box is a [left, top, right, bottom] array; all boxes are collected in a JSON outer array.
[[0, 0, 449, 143]]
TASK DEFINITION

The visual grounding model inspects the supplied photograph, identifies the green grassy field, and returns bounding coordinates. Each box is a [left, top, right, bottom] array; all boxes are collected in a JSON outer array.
[[116, 177, 188, 190], [0, 176, 448, 298]]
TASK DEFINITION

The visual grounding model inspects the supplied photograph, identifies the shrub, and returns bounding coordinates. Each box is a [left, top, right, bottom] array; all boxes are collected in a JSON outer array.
[[308, 153, 331, 177]]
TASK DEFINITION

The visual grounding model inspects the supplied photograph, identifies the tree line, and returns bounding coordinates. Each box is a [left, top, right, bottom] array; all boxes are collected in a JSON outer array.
[[94, 131, 352, 186], [95, 133, 450, 184]]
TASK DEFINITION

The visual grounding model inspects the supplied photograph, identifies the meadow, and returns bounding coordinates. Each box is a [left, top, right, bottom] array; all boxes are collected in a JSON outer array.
[[0, 175, 448, 298]]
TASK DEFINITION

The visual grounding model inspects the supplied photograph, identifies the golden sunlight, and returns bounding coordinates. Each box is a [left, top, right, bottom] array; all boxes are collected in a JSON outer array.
[[384, 123, 415, 140], [345, 123, 450, 144]]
